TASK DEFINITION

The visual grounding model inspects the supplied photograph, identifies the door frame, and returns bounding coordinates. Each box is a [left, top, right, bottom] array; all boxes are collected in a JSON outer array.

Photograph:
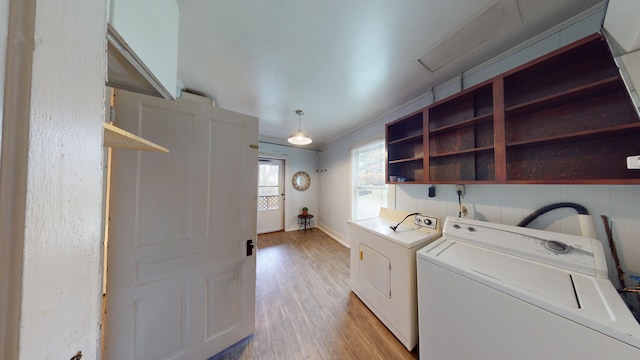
[[257, 153, 287, 234]]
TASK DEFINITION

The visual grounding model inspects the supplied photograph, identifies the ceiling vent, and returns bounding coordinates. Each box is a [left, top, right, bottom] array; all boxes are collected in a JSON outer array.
[[416, 1, 517, 73]]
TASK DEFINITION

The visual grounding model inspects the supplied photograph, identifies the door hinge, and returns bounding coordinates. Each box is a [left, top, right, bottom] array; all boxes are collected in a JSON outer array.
[[109, 88, 116, 123]]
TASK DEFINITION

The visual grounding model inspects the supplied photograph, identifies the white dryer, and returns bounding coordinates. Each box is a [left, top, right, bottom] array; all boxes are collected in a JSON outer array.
[[416, 217, 640, 360], [349, 208, 441, 351]]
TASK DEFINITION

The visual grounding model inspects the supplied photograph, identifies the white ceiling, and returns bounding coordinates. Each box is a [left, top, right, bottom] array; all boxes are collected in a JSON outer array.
[[176, 0, 603, 147]]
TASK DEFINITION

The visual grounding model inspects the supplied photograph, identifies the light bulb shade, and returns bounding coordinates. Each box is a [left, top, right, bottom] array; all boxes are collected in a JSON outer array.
[[287, 130, 312, 145]]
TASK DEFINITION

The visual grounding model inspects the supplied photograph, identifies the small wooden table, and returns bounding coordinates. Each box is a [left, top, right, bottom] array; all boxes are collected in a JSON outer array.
[[297, 214, 314, 231]]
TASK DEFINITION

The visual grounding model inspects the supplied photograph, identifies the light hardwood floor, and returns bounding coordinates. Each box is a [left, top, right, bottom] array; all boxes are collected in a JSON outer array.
[[214, 229, 419, 360]]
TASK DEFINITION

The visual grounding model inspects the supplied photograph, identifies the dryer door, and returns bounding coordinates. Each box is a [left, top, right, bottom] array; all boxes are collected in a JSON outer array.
[[359, 244, 391, 299]]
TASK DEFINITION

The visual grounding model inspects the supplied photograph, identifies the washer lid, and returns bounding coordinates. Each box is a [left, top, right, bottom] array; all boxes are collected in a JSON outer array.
[[434, 240, 580, 307], [349, 217, 440, 248]]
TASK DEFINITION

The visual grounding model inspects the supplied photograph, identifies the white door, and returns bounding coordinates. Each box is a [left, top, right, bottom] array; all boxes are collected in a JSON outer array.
[[256, 158, 284, 234], [104, 89, 258, 360]]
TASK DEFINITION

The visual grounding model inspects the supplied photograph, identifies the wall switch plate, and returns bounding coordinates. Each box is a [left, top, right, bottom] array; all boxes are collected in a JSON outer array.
[[415, 214, 438, 230], [627, 155, 640, 169]]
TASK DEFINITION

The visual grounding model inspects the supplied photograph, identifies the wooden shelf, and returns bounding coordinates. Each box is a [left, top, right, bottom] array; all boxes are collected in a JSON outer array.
[[504, 76, 621, 116], [428, 83, 493, 126], [386, 111, 423, 142], [429, 150, 495, 182], [506, 179, 640, 184], [429, 113, 493, 135], [505, 129, 640, 182], [103, 122, 170, 153], [387, 181, 422, 184], [386, 111, 425, 183], [430, 146, 494, 158], [388, 133, 422, 145], [506, 123, 640, 148], [389, 157, 423, 164], [385, 33, 640, 184]]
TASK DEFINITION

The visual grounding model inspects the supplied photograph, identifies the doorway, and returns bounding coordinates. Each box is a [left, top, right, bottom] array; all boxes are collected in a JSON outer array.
[[257, 158, 285, 234]]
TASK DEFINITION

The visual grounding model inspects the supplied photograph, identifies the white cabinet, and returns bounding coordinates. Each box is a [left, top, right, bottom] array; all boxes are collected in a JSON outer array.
[[107, 0, 179, 99]]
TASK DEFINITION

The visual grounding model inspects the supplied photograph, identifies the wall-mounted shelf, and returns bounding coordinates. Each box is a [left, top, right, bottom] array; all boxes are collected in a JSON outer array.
[[429, 113, 493, 135], [386, 110, 425, 183], [430, 146, 494, 158], [388, 133, 423, 145], [504, 77, 621, 117], [426, 82, 495, 182], [385, 33, 640, 185], [103, 122, 169, 153], [389, 157, 424, 164]]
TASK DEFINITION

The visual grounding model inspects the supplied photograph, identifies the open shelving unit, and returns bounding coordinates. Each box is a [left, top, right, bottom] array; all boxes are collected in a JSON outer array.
[[427, 82, 495, 182], [502, 34, 640, 183], [386, 111, 425, 183], [385, 33, 640, 185]]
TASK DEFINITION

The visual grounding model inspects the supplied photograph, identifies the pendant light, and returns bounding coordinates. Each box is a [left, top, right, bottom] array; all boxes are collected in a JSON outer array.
[[287, 109, 312, 145]]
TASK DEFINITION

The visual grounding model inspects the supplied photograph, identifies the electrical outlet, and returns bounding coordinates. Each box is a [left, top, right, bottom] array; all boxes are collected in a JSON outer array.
[[415, 214, 438, 229], [456, 184, 465, 198], [627, 155, 640, 169]]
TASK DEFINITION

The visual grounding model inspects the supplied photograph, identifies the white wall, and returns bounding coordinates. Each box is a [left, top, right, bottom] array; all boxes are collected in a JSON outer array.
[[318, 6, 640, 293], [108, 0, 179, 98], [393, 183, 640, 281], [259, 141, 319, 231], [0, 1, 106, 359]]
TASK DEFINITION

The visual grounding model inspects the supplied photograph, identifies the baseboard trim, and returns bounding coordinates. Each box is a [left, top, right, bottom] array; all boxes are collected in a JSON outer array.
[[316, 223, 350, 248]]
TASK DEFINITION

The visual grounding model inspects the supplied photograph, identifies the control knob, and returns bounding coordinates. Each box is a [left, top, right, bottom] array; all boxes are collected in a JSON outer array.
[[544, 240, 571, 254]]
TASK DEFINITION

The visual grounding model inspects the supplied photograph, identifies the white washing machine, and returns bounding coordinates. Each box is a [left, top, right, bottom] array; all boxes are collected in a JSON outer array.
[[416, 217, 640, 360], [349, 208, 441, 351]]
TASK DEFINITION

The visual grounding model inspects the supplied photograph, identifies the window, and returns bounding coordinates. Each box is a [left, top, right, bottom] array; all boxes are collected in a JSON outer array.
[[258, 163, 280, 211], [352, 140, 387, 220]]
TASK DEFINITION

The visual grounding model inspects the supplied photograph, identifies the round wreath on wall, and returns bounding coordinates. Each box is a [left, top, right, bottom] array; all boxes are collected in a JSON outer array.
[[292, 171, 310, 191]]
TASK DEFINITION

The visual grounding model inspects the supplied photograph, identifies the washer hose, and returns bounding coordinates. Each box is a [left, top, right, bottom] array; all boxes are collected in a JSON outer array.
[[517, 202, 588, 227], [517, 202, 595, 238]]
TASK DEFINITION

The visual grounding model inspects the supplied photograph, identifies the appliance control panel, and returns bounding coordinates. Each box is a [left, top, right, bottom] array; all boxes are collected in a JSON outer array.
[[442, 217, 608, 278], [415, 214, 439, 230]]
